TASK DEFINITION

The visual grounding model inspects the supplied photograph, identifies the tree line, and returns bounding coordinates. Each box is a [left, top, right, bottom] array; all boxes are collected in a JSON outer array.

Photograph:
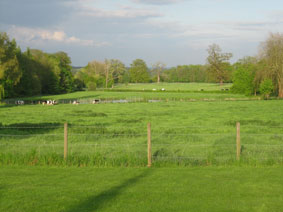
[[0, 32, 75, 99], [0, 31, 283, 99]]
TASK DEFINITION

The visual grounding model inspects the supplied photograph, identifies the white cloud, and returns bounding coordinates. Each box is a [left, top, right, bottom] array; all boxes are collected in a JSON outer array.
[[132, 0, 186, 5], [7, 26, 110, 47], [77, 5, 162, 19]]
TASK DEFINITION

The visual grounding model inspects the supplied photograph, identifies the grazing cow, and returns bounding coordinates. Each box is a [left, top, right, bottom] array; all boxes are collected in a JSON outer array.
[[161, 88, 165, 91], [73, 100, 79, 105], [15, 100, 24, 105], [92, 99, 100, 104], [46, 100, 56, 105], [152, 88, 157, 91]]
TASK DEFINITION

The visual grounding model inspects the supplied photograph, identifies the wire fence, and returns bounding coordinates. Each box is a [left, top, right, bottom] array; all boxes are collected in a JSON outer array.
[[0, 123, 282, 166]]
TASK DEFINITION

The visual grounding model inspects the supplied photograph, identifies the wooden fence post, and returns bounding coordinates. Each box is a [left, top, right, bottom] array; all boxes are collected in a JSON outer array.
[[147, 123, 152, 167], [236, 122, 241, 160], [64, 122, 68, 160]]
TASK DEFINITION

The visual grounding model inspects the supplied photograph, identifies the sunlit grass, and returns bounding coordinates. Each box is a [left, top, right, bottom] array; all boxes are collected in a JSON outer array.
[[0, 100, 282, 166]]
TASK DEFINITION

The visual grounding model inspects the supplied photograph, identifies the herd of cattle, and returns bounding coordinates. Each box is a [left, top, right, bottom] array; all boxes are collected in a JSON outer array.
[[15, 99, 101, 105]]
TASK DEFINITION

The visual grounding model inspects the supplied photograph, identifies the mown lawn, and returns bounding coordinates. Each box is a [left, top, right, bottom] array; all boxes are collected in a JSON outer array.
[[0, 166, 282, 212]]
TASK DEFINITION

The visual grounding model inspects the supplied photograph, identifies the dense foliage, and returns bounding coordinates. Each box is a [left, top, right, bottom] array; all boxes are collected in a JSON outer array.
[[0, 32, 75, 98]]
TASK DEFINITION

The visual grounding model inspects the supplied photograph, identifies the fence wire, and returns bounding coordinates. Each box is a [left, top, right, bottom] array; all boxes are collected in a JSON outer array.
[[0, 124, 282, 165]]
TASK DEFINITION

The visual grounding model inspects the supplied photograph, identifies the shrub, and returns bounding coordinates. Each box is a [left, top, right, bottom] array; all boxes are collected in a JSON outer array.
[[87, 81, 97, 91], [259, 79, 274, 99]]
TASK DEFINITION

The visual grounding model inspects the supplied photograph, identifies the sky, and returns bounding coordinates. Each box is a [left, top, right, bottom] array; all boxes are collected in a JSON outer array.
[[1, 0, 283, 67]]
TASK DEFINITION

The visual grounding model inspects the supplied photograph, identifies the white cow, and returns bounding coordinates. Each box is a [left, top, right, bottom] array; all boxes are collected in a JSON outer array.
[[15, 100, 24, 105], [73, 100, 79, 105]]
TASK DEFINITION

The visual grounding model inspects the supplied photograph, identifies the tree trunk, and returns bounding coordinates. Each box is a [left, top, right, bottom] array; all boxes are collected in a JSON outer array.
[[157, 72, 160, 84], [219, 79, 223, 86]]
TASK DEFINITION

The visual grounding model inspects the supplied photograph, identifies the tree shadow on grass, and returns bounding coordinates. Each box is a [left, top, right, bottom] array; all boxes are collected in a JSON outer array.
[[65, 169, 152, 212], [0, 122, 63, 142], [0, 185, 6, 201], [0, 122, 62, 135]]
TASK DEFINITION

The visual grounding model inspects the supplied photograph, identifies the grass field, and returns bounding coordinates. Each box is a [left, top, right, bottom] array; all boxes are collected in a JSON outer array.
[[0, 98, 282, 166], [3, 83, 254, 103], [7, 90, 248, 102], [0, 166, 282, 212], [113, 82, 232, 91], [1, 83, 282, 211]]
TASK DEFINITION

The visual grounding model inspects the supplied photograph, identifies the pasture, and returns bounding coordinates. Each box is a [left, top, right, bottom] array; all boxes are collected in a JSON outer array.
[[0, 93, 282, 166], [0, 83, 282, 212], [3, 83, 254, 104], [113, 82, 233, 91]]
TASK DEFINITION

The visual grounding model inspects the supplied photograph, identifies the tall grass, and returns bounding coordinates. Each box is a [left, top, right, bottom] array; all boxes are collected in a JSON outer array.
[[0, 100, 282, 166]]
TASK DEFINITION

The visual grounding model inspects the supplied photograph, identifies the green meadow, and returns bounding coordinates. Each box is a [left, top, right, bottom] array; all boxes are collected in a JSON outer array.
[[0, 84, 282, 166], [0, 83, 282, 212], [113, 82, 232, 91], [4, 83, 257, 104]]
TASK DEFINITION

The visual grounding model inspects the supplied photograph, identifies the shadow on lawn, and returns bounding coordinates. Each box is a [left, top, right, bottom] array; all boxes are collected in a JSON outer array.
[[0, 122, 62, 134], [65, 169, 152, 212], [0, 185, 6, 201]]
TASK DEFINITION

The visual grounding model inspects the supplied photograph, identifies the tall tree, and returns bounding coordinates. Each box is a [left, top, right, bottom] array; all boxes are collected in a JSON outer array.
[[260, 33, 283, 97], [109, 59, 127, 84], [15, 49, 42, 96], [152, 62, 165, 83], [129, 59, 150, 83], [75, 60, 106, 90], [206, 44, 232, 85], [54, 52, 74, 93], [0, 32, 22, 98]]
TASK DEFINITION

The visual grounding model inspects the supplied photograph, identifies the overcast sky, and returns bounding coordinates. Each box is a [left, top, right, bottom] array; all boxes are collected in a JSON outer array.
[[1, 0, 283, 67]]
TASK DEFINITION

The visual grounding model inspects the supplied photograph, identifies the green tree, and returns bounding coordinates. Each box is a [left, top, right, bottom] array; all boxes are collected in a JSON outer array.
[[54, 52, 74, 93], [109, 59, 127, 84], [152, 62, 165, 83], [259, 79, 274, 99], [231, 57, 259, 95], [14, 49, 42, 96], [29, 49, 59, 94], [207, 44, 232, 85], [232, 66, 255, 95], [260, 33, 283, 98], [0, 32, 22, 98], [75, 60, 105, 89], [129, 59, 150, 83]]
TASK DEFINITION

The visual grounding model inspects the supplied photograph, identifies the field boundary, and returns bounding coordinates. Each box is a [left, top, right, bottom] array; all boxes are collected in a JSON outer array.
[[0, 122, 283, 166]]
